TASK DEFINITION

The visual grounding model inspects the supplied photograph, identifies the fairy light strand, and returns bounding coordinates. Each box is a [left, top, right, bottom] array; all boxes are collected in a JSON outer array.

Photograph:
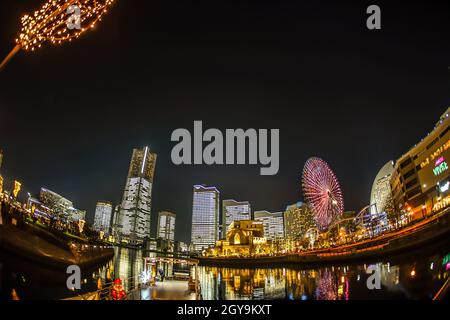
[[15, 0, 115, 51]]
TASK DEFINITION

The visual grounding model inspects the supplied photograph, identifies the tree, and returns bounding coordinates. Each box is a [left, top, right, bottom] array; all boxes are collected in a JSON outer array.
[[384, 194, 399, 229]]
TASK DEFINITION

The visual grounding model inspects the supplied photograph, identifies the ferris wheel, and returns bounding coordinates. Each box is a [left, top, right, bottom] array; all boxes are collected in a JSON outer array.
[[302, 157, 344, 231]]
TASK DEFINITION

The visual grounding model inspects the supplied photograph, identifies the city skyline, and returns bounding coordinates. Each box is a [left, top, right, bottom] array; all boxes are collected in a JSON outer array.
[[0, 0, 449, 244], [2, 110, 450, 243], [0, 0, 449, 304]]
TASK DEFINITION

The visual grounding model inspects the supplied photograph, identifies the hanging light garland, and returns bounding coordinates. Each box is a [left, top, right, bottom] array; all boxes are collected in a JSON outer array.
[[0, 0, 115, 70]]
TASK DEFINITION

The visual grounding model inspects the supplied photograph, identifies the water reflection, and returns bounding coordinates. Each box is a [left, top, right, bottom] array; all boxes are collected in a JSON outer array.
[[198, 251, 449, 300], [111, 247, 142, 291], [1, 245, 448, 300]]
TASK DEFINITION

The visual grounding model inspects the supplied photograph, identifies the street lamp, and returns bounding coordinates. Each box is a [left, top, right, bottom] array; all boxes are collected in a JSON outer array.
[[27, 192, 31, 209]]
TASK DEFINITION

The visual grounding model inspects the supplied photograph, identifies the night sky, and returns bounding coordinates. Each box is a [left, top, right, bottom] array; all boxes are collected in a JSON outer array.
[[0, 0, 449, 243]]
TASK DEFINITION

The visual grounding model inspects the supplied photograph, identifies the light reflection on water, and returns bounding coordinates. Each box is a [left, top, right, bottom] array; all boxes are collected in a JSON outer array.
[[1, 246, 448, 300], [196, 251, 450, 300]]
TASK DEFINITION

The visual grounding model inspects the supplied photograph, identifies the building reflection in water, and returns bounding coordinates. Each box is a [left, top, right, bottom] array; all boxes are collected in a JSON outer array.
[[315, 268, 338, 300], [2, 244, 447, 299], [93, 247, 143, 291], [84, 249, 450, 300], [196, 251, 450, 300]]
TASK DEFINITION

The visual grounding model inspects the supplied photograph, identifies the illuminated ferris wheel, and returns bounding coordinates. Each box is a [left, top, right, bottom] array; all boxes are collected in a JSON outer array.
[[302, 157, 344, 231]]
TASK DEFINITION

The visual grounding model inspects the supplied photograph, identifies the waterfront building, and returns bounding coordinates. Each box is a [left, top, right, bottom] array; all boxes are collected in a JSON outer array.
[[93, 201, 113, 233], [370, 161, 394, 215], [210, 220, 269, 257], [39, 187, 85, 221], [156, 237, 171, 252], [284, 202, 316, 240], [222, 199, 251, 234], [191, 185, 220, 251], [391, 107, 450, 220], [28, 196, 53, 218], [116, 146, 157, 244], [143, 237, 158, 258], [253, 210, 284, 241], [157, 211, 176, 241], [68, 208, 86, 221], [39, 188, 73, 213], [176, 241, 189, 253]]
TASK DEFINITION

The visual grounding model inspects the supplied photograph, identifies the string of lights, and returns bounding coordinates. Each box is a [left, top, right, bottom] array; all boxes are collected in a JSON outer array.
[[0, 0, 115, 70]]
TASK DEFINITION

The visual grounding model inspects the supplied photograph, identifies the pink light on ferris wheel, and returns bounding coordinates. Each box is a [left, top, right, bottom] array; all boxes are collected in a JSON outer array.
[[302, 157, 344, 230]]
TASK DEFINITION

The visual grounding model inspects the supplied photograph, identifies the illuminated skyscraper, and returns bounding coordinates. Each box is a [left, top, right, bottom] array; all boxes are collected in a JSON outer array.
[[111, 204, 120, 238], [370, 161, 394, 215], [284, 201, 316, 240], [254, 210, 284, 241], [116, 146, 157, 244], [191, 185, 220, 251], [222, 199, 251, 233], [93, 201, 113, 233], [157, 211, 176, 241]]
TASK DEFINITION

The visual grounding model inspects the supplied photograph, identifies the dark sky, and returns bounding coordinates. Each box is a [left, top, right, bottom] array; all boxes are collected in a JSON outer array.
[[0, 0, 449, 243]]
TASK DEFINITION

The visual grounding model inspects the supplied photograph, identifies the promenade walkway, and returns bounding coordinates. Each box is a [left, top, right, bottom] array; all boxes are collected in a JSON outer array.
[[127, 280, 196, 300]]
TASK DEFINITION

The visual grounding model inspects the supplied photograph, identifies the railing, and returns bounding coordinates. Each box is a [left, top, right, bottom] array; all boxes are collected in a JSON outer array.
[[67, 274, 145, 300], [433, 275, 450, 300]]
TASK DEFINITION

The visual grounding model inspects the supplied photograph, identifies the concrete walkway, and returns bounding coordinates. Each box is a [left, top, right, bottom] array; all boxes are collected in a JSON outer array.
[[128, 280, 197, 300]]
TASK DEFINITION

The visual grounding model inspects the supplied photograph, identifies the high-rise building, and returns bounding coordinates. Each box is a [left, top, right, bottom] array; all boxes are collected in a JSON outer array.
[[284, 201, 316, 240], [254, 210, 284, 241], [157, 211, 176, 241], [391, 107, 450, 220], [93, 201, 113, 233], [370, 161, 394, 215], [222, 199, 251, 234], [191, 185, 220, 251], [116, 146, 157, 244], [0, 149, 3, 171], [111, 204, 120, 237]]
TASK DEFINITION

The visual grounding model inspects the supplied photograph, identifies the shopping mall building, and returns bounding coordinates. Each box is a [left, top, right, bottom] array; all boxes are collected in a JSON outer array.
[[391, 107, 450, 220]]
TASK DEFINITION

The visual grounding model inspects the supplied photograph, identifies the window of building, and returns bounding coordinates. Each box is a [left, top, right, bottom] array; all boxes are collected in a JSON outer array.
[[400, 158, 412, 169], [439, 125, 450, 138], [426, 137, 439, 150], [403, 168, 416, 180], [406, 186, 421, 199]]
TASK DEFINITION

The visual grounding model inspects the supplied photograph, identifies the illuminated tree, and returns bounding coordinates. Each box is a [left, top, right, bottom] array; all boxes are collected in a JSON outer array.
[[384, 194, 399, 229], [0, 0, 115, 70], [13, 180, 22, 198]]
